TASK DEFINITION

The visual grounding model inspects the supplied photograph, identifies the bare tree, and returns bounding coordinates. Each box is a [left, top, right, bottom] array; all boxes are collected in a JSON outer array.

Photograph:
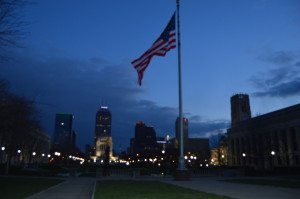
[[0, 0, 28, 59]]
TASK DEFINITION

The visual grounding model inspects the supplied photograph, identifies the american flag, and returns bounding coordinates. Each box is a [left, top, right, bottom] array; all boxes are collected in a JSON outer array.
[[132, 13, 176, 85]]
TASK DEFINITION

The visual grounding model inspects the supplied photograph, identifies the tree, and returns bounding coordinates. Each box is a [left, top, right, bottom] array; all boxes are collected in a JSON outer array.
[[0, 0, 27, 59], [0, 79, 45, 174]]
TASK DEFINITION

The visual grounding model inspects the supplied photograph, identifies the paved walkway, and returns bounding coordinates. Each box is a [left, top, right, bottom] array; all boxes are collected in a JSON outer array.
[[162, 177, 300, 199], [26, 178, 95, 199]]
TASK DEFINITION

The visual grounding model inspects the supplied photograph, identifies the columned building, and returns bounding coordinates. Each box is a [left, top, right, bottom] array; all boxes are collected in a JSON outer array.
[[93, 106, 113, 160], [227, 94, 300, 170]]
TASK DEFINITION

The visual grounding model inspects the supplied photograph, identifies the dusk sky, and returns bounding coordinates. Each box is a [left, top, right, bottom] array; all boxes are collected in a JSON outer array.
[[1, 0, 300, 151]]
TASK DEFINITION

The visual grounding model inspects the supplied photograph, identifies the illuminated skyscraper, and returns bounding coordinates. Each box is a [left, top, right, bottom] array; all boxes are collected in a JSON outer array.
[[93, 106, 113, 159]]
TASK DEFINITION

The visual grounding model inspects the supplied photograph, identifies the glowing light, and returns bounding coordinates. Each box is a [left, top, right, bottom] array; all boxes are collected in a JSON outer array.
[[158, 163, 161, 166], [271, 151, 275, 155], [61, 122, 64, 126], [126, 162, 129, 166], [48, 154, 51, 158], [200, 164, 203, 167], [221, 155, 225, 158], [42, 154, 45, 157], [17, 150, 21, 153], [242, 153, 246, 157], [93, 158, 96, 163], [190, 155, 194, 159], [188, 160, 191, 163], [206, 164, 209, 167], [162, 150, 165, 154], [144, 159, 147, 162], [184, 156, 188, 160], [32, 152, 36, 156], [1, 147, 5, 151]]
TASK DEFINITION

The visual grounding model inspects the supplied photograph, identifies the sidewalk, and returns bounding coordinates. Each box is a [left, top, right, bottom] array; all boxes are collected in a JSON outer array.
[[26, 177, 95, 199], [162, 177, 300, 199]]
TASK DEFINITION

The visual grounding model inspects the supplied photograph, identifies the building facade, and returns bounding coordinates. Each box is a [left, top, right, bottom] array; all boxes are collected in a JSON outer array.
[[93, 106, 113, 160], [53, 113, 74, 153], [131, 121, 158, 157], [227, 94, 300, 170]]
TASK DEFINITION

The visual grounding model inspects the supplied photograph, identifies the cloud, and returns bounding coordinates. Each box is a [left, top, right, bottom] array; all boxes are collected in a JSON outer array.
[[251, 50, 300, 98], [257, 50, 296, 65], [0, 51, 229, 151], [253, 78, 300, 97]]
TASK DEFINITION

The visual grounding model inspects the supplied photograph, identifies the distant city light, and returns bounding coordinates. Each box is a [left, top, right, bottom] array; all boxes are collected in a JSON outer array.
[[184, 156, 188, 160], [221, 155, 225, 158], [158, 163, 161, 166], [48, 154, 51, 158], [61, 122, 64, 126], [206, 164, 209, 167], [1, 147, 5, 151], [126, 162, 129, 166], [93, 158, 96, 163], [271, 151, 275, 156], [200, 164, 203, 167], [32, 152, 36, 156], [190, 155, 194, 159], [101, 106, 108, 109], [194, 156, 197, 160], [42, 154, 45, 157], [136, 153, 139, 156], [144, 159, 147, 162], [162, 150, 165, 154], [242, 153, 246, 157], [188, 160, 191, 163], [17, 150, 21, 154]]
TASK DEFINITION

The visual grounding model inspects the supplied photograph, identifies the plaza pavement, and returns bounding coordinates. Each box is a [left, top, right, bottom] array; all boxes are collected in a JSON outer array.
[[162, 177, 300, 199], [26, 177, 95, 199], [24, 175, 300, 199]]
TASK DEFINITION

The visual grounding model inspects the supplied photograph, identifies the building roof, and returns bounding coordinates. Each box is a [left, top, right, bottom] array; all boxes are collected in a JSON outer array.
[[229, 103, 300, 131]]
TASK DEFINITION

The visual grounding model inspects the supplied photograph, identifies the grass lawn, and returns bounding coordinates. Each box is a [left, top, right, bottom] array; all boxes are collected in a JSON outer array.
[[223, 178, 300, 189], [94, 180, 231, 199], [0, 177, 64, 199]]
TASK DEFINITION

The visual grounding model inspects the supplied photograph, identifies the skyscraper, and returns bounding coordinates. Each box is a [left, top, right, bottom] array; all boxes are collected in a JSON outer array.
[[175, 117, 189, 149], [53, 113, 74, 153], [133, 121, 157, 156], [95, 106, 111, 137], [93, 106, 113, 160]]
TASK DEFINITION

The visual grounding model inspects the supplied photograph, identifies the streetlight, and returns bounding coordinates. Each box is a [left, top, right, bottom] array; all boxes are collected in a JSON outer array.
[[42, 154, 45, 157], [17, 150, 21, 154], [242, 153, 246, 157], [32, 152, 36, 156], [271, 151, 275, 156], [1, 147, 5, 151], [162, 150, 165, 154], [47, 154, 51, 158]]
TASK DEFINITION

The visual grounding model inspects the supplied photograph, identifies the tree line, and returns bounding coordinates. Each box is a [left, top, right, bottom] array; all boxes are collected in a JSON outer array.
[[0, 79, 49, 174]]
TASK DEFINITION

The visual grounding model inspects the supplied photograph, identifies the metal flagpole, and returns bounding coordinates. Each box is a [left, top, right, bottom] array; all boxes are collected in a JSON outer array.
[[176, 0, 186, 171]]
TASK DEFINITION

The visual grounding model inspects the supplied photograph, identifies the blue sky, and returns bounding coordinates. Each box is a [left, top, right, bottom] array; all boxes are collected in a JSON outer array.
[[1, 0, 300, 151]]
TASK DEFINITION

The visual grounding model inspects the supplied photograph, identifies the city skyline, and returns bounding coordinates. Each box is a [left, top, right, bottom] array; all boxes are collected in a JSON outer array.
[[0, 0, 300, 150]]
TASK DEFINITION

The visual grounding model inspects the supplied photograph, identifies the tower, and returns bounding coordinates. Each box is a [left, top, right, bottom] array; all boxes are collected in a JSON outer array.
[[231, 94, 251, 126], [94, 106, 113, 160], [53, 113, 74, 153]]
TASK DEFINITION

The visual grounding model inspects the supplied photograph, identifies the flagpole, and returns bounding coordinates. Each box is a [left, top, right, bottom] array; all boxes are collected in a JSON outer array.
[[176, 0, 186, 171]]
